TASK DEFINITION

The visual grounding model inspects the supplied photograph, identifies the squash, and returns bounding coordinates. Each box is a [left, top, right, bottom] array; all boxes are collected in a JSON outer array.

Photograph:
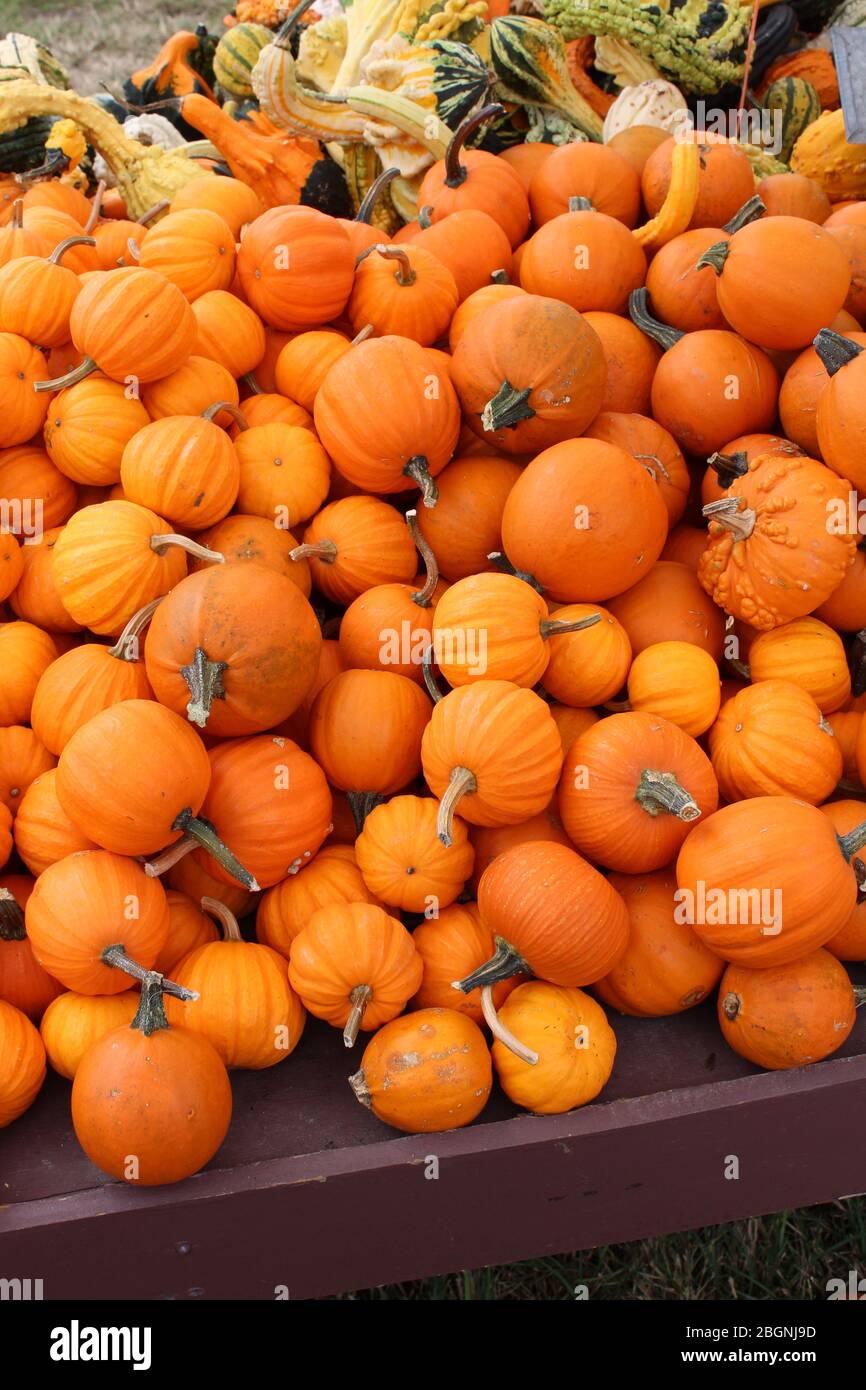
[[700, 432, 805, 509], [500, 436, 668, 602], [0, 997, 45, 1126], [416, 105, 531, 249], [490, 16, 604, 140], [597, 867, 724, 1017], [791, 109, 866, 203], [72, 972, 233, 1184], [289, 901, 421, 1046], [627, 640, 721, 737], [675, 796, 866, 966], [166, 897, 306, 1069], [410, 902, 521, 1026], [642, 134, 755, 231], [491, 982, 616, 1114], [25, 849, 170, 994], [757, 172, 831, 223], [213, 22, 274, 98], [40, 989, 138, 1080], [256, 844, 384, 961], [718, 950, 856, 1070], [747, 617, 851, 712], [709, 679, 843, 804], [816, 546, 866, 632], [762, 77, 821, 164], [559, 710, 718, 873], [757, 49, 840, 112], [602, 78, 688, 142], [349, 1007, 492, 1133], [698, 451, 856, 631], [354, 794, 473, 913], [237, 204, 355, 331]]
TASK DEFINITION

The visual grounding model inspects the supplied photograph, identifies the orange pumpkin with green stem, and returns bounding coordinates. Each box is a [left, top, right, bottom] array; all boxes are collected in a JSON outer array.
[[289, 901, 421, 1046], [779, 331, 866, 457], [700, 432, 805, 508], [815, 331, 866, 489], [559, 711, 718, 872], [416, 104, 530, 249], [410, 902, 520, 1026]]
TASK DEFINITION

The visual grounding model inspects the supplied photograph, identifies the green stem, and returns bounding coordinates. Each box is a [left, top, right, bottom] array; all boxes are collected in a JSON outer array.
[[635, 769, 701, 821], [173, 807, 260, 892], [722, 194, 765, 232], [0, 888, 25, 941], [34, 356, 97, 392], [487, 551, 544, 594], [421, 648, 444, 704], [444, 103, 505, 189], [481, 380, 534, 433], [567, 195, 592, 211], [453, 935, 528, 993], [708, 450, 748, 490], [101, 946, 198, 1001], [814, 328, 864, 378], [131, 972, 170, 1036], [696, 240, 730, 275], [628, 288, 683, 352], [838, 820, 866, 862], [347, 791, 386, 835]]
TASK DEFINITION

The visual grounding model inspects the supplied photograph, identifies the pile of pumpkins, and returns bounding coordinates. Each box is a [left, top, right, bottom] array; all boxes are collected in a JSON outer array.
[[2, 83, 866, 1189]]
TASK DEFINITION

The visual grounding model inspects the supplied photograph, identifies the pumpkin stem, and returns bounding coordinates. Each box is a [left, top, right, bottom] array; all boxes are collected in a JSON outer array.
[[84, 183, 106, 234], [635, 769, 702, 821], [708, 450, 749, 490], [200, 895, 242, 941], [348, 1067, 372, 1108], [454, 934, 529, 993], [101, 946, 199, 1001], [406, 508, 439, 608], [144, 833, 196, 876], [131, 971, 170, 1036], [201, 400, 249, 430], [150, 533, 225, 563], [355, 166, 399, 224], [137, 199, 170, 226], [343, 984, 372, 1048], [539, 612, 601, 640], [444, 103, 505, 189], [696, 240, 730, 275], [702, 496, 756, 542], [48, 234, 97, 267], [437, 765, 477, 847], [403, 456, 438, 508], [567, 195, 593, 212], [855, 986, 866, 1008], [107, 596, 162, 661], [421, 648, 444, 704], [0, 888, 25, 941], [9, 198, 23, 229], [482, 380, 534, 434], [126, 236, 142, 263], [241, 372, 262, 395], [355, 241, 416, 286], [173, 808, 260, 892], [490, 268, 510, 285], [33, 356, 97, 392], [273, 0, 317, 44], [487, 551, 544, 594], [849, 629, 866, 699], [480, 984, 538, 1066], [721, 990, 741, 1022], [418, 204, 433, 230], [628, 288, 683, 352], [722, 195, 765, 233], [813, 328, 865, 377], [347, 791, 386, 835], [289, 538, 338, 564], [181, 646, 228, 728], [351, 323, 374, 347], [837, 820, 866, 863]]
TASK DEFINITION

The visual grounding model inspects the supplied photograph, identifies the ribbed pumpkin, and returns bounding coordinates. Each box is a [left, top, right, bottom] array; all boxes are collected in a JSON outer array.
[[194, 512, 311, 595], [500, 437, 668, 602], [8, 528, 79, 634], [0, 233, 93, 347], [0, 998, 46, 1127], [450, 295, 606, 456], [234, 420, 330, 528], [627, 640, 721, 737], [170, 174, 264, 235], [710, 680, 842, 805], [26, 849, 170, 993], [237, 205, 355, 330], [310, 669, 431, 798], [167, 898, 306, 1069], [421, 681, 563, 844], [138, 208, 236, 301], [349, 1007, 492, 1133], [0, 444, 78, 529], [354, 795, 473, 914], [448, 282, 526, 351], [596, 868, 724, 1018], [642, 135, 754, 231], [44, 374, 151, 486], [414, 453, 522, 583], [120, 405, 241, 530], [0, 621, 57, 725], [144, 564, 322, 736], [747, 617, 850, 712], [491, 983, 617, 1114], [676, 797, 866, 967], [559, 711, 718, 873], [822, 800, 866, 961], [468, 799, 572, 894], [192, 289, 267, 378], [541, 603, 632, 706], [718, 950, 856, 1070], [14, 769, 97, 875], [606, 561, 725, 660], [410, 902, 521, 1025], [273, 330, 350, 412], [416, 107, 530, 248], [255, 844, 383, 961], [0, 333, 51, 445], [348, 243, 458, 346], [40, 989, 139, 1080], [289, 901, 422, 1046], [0, 726, 56, 815], [0, 527, 23, 602], [0, 877, 64, 1021], [314, 336, 460, 506], [337, 519, 440, 683], [141, 356, 239, 425], [291, 496, 417, 604]]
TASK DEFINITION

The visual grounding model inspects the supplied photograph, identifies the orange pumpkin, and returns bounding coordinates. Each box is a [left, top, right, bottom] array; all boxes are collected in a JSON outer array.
[[155, 890, 220, 977], [0, 621, 58, 725], [581, 314, 662, 417], [194, 512, 311, 595], [410, 902, 520, 1025], [40, 989, 139, 1080], [416, 106, 530, 248], [192, 289, 266, 377], [519, 204, 647, 314], [0, 444, 78, 530], [822, 800, 866, 959], [255, 844, 383, 960], [541, 603, 632, 706], [0, 997, 46, 1126], [0, 726, 56, 815], [14, 769, 97, 875], [606, 561, 725, 660], [410, 210, 514, 302], [757, 173, 832, 224], [311, 669, 432, 796], [291, 495, 417, 604], [583, 410, 688, 525], [747, 616, 850, 712], [170, 175, 264, 235], [491, 982, 616, 1113], [711, 678, 844, 804], [0, 527, 23, 601], [44, 374, 151, 487], [780, 331, 866, 457], [273, 329, 350, 411], [414, 453, 521, 582], [0, 876, 64, 1021], [643, 135, 755, 230], [140, 356, 239, 425], [529, 141, 641, 227], [237, 205, 355, 329], [0, 333, 51, 446], [138, 207, 236, 300], [8, 528, 78, 634], [0, 233, 94, 346], [348, 243, 458, 346], [596, 867, 724, 1017], [627, 640, 721, 737], [234, 420, 330, 528], [718, 950, 856, 1070], [120, 405, 241, 530], [354, 794, 473, 913]]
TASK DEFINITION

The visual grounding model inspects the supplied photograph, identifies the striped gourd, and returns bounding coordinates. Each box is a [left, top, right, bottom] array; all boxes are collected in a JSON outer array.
[[426, 39, 492, 131], [213, 22, 274, 98], [0, 34, 69, 89], [0, 115, 57, 172], [762, 76, 821, 163], [489, 15, 603, 140]]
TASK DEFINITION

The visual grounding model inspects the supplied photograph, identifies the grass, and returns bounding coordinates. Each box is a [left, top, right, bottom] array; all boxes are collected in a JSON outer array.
[[3, 0, 865, 1301]]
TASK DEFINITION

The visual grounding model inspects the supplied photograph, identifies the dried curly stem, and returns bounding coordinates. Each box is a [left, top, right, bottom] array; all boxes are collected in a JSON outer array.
[[200, 895, 242, 941], [101, 946, 198, 1001], [444, 103, 505, 189], [406, 508, 438, 607], [540, 612, 601, 640], [437, 765, 477, 847], [34, 356, 97, 392], [480, 984, 538, 1066], [289, 538, 338, 564], [201, 400, 249, 430], [48, 234, 96, 267], [150, 533, 225, 563], [403, 456, 438, 508], [107, 597, 162, 661], [355, 241, 416, 286], [343, 984, 373, 1048]]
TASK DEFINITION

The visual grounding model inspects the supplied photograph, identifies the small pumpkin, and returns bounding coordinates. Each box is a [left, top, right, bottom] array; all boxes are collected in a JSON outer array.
[[234, 419, 330, 529], [0, 876, 64, 1021], [155, 890, 220, 977], [337, 512, 440, 683], [583, 410, 688, 525], [170, 172, 264, 235], [822, 800, 866, 960], [581, 314, 662, 418], [0, 232, 94, 346], [195, 511, 311, 596], [416, 105, 530, 249], [643, 135, 755, 231], [718, 950, 856, 1070], [0, 621, 57, 726], [415, 453, 522, 583], [408, 209, 514, 304], [0, 726, 56, 815], [0, 332, 51, 446], [597, 867, 724, 1018], [627, 640, 721, 737], [289, 901, 421, 1046], [0, 526, 23, 601], [192, 289, 267, 378], [273, 329, 350, 412], [310, 670, 432, 798], [0, 997, 46, 1126], [141, 356, 239, 426], [167, 897, 306, 1069], [757, 172, 831, 224], [747, 616, 851, 712], [44, 373, 151, 487], [0, 443, 78, 530], [559, 711, 718, 874], [8, 527, 79, 635], [410, 902, 520, 1026], [40, 988, 139, 1080], [12, 767, 96, 877], [348, 243, 458, 347], [237, 204, 355, 330], [606, 560, 725, 660], [291, 495, 417, 604], [541, 603, 632, 707], [520, 202, 648, 316], [780, 330, 866, 458], [815, 331, 866, 488], [354, 795, 473, 914], [255, 844, 383, 961], [491, 982, 617, 1114], [529, 141, 641, 227], [72, 972, 233, 1184], [349, 1007, 492, 1133], [711, 678, 843, 806]]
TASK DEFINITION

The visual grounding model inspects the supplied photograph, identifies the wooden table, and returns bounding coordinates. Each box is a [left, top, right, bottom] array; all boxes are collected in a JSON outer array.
[[3, 971, 866, 1300]]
